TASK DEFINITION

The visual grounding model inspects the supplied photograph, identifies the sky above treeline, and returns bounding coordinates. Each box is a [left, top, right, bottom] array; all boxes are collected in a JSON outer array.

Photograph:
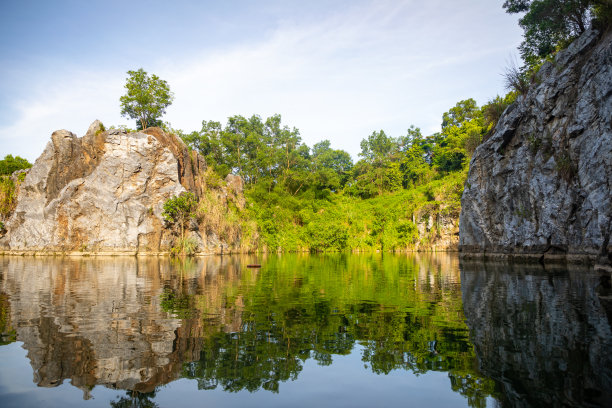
[[0, 0, 523, 162]]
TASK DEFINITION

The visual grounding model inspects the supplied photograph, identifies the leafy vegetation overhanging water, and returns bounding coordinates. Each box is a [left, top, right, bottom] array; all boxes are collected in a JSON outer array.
[[0, 254, 610, 408]]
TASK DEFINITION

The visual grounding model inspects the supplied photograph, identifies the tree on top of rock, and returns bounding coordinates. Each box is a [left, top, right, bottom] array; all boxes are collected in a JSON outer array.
[[503, 0, 597, 67], [120, 68, 174, 130]]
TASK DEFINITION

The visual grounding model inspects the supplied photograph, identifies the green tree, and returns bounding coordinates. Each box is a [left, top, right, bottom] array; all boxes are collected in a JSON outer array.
[[503, 0, 593, 66], [120, 68, 174, 130], [311, 140, 353, 193], [0, 155, 32, 176], [162, 192, 198, 254], [441, 98, 479, 130]]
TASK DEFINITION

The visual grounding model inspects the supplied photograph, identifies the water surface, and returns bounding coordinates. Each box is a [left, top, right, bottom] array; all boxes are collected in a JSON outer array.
[[0, 254, 610, 407]]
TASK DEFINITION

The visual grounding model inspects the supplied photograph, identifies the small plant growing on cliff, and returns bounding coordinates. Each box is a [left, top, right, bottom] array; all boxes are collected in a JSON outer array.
[[555, 152, 576, 181], [0, 177, 17, 221], [120, 68, 174, 130], [94, 122, 105, 136], [162, 192, 198, 255], [527, 133, 542, 154]]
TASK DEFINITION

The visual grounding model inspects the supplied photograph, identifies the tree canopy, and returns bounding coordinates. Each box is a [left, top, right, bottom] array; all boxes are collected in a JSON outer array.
[[503, 0, 597, 66], [0, 155, 32, 176], [120, 68, 174, 130]]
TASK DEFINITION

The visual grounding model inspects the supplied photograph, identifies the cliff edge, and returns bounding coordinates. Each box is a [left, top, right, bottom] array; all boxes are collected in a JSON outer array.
[[459, 29, 612, 265], [0, 122, 245, 254]]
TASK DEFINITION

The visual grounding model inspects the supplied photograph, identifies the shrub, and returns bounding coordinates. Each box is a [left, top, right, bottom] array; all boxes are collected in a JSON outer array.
[[527, 134, 542, 154], [504, 62, 530, 95], [170, 236, 199, 257], [163, 192, 198, 255], [0, 155, 31, 176], [0, 176, 17, 221], [555, 152, 576, 181]]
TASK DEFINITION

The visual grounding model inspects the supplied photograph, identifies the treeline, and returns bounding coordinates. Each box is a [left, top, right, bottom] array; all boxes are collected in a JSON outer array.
[[176, 94, 516, 252], [180, 95, 515, 200]]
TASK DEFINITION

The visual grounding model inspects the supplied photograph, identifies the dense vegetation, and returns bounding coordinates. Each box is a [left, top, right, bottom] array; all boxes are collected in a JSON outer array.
[[177, 94, 515, 252]]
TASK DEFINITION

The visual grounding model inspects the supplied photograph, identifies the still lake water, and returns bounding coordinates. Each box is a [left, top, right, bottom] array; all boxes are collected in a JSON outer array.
[[0, 254, 610, 407]]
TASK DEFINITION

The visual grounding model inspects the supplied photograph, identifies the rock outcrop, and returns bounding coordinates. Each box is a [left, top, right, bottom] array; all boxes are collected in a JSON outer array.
[[460, 29, 612, 264], [0, 122, 244, 254]]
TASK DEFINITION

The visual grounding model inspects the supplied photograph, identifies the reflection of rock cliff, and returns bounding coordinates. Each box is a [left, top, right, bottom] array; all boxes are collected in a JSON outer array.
[[459, 29, 612, 263], [461, 261, 612, 407], [0, 256, 245, 396], [0, 122, 245, 254]]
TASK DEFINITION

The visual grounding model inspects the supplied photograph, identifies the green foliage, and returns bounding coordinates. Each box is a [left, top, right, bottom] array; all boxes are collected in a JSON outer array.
[[181, 114, 353, 196], [592, 0, 612, 28], [554, 152, 576, 180], [170, 236, 198, 257], [94, 122, 106, 136], [504, 61, 531, 94], [160, 288, 194, 319], [0, 176, 20, 221], [163, 192, 198, 254], [0, 293, 16, 345], [174, 91, 511, 253], [166, 254, 498, 404], [503, 0, 594, 68], [441, 98, 479, 130], [0, 155, 32, 176], [482, 93, 518, 135], [120, 68, 174, 130]]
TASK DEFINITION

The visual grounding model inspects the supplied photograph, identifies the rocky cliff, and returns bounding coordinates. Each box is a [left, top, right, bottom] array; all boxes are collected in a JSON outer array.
[[460, 29, 612, 264], [0, 122, 245, 254]]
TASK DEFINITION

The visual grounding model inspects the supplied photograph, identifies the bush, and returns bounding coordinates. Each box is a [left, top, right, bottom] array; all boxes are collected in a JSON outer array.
[[555, 152, 576, 181], [170, 236, 199, 257], [504, 62, 530, 95], [0, 155, 31, 176], [163, 192, 198, 255], [0, 176, 17, 221]]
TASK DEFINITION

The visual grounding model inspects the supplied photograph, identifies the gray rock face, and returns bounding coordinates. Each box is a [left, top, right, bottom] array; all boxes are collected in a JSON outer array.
[[461, 261, 612, 407], [460, 29, 612, 263], [0, 122, 243, 254]]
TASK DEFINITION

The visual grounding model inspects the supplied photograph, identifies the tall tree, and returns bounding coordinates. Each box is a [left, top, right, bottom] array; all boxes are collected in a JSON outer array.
[[120, 68, 174, 130]]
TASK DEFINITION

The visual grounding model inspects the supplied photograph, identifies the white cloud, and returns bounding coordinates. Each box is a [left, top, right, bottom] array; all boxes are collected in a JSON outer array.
[[0, 0, 522, 162]]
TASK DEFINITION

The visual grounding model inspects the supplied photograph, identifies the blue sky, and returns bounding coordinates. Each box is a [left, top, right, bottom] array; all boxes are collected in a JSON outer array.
[[0, 0, 523, 161]]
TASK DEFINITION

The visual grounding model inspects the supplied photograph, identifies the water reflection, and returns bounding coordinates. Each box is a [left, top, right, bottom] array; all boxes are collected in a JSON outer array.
[[0, 254, 493, 406], [461, 260, 612, 407]]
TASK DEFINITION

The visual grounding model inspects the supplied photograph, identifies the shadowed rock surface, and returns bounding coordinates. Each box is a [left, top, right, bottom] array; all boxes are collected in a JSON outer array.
[[461, 260, 612, 407], [0, 122, 244, 254], [460, 29, 612, 264]]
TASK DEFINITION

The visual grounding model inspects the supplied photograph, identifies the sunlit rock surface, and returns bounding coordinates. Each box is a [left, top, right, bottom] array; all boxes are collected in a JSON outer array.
[[460, 29, 612, 264], [0, 122, 243, 254], [461, 260, 612, 407]]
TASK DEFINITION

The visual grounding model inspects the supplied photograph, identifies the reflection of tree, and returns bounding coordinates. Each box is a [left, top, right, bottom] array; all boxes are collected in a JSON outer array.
[[170, 254, 495, 406], [160, 288, 194, 319], [110, 391, 159, 408], [0, 292, 16, 345]]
